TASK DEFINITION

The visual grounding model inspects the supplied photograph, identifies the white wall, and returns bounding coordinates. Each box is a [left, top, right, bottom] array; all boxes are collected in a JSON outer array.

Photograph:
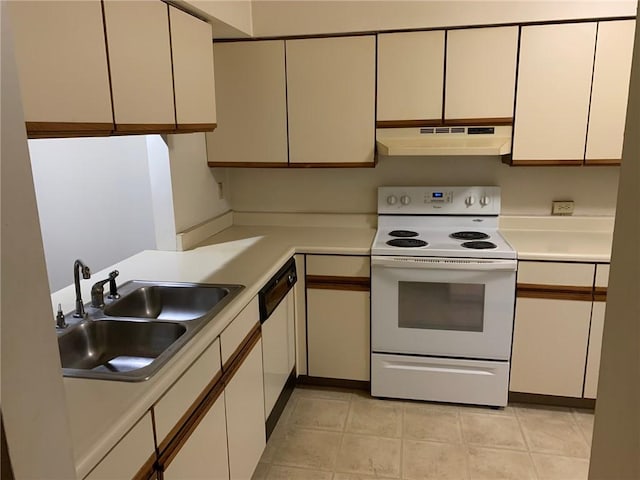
[[252, 0, 637, 38], [28, 136, 158, 291], [228, 157, 620, 217], [1, 3, 77, 476], [167, 133, 231, 233]]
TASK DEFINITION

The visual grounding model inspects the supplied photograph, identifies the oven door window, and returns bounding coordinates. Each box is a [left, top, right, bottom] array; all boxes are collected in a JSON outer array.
[[398, 281, 484, 332]]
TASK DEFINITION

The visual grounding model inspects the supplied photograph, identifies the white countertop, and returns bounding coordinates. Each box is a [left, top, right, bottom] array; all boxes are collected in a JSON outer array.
[[54, 224, 374, 478]]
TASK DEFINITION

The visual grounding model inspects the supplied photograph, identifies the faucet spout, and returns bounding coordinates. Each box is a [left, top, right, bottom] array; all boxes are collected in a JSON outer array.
[[73, 259, 91, 318]]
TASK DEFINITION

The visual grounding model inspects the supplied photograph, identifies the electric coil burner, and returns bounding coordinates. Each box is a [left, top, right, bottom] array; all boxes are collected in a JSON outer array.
[[371, 186, 517, 407]]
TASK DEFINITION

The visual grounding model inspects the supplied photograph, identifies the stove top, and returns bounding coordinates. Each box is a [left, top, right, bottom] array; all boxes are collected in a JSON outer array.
[[373, 186, 516, 260]]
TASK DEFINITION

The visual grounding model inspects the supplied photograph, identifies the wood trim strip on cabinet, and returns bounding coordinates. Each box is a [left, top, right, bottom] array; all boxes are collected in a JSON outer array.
[[114, 123, 177, 134], [594, 287, 607, 302], [132, 452, 158, 480], [443, 117, 514, 126], [306, 275, 370, 291], [25, 122, 113, 137], [208, 162, 289, 168], [517, 283, 593, 301], [289, 162, 377, 168], [222, 322, 262, 373], [376, 119, 442, 128], [509, 159, 585, 166], [221, 325, 262, 383], [584, 159, 622, 166], [175, 123, 217, 133]]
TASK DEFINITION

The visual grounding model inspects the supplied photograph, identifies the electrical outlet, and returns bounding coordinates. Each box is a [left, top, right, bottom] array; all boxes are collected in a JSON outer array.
[[552, 200, 574, 215], [217, 182, 224, 200]]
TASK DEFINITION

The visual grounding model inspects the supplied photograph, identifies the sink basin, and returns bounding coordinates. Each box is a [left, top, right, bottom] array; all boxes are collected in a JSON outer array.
[[104, 283, 233, 321], [58, 281, 244, 381], [59, 320, 186, 380]]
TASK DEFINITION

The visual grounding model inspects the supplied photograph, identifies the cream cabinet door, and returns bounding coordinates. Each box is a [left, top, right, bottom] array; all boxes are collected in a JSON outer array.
[[207, 41, 288, 166], [287, 36, 376, 166], [377, 31, 445, 125], [163, 392, 229, 480], [584, 302, 606, 399], [85, 413, 155, 480], [585, 20, 636, 165], [445, 27, 518, 123], [510, 298, 592, 397], [9, 0, 113, 137], [307, 289, 370, 381], [225, 340, 266, 480], [512, 23, 597, 164], [104, 0, 175, 132], [169, 6, 216, 131]]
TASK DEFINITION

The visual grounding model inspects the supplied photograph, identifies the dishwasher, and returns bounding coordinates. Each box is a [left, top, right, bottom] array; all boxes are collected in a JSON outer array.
[[259, 257, 297, 439]]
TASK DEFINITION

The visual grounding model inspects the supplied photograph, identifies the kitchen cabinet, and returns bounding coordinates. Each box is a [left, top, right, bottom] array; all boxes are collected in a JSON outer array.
[[9, 0, 113, 138], [294, 254, 308, 375], [286, 36, 376, 166], [207, 40, 288, 167], [103, 0, 176, 133], [444, 26, 518, 124], [511, 22, 597, 165], [84, 413, 155, 480], [377, 31, 445, 126], [306, 255, 370, 382], [169, 5, 217, 132], [510, 261, 612, 399], [585, 20, 636, 165]]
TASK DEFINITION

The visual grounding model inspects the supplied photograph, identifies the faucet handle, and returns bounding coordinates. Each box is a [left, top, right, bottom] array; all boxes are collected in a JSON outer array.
[[107, 270, 120, 299], [55, 304, 67, 329]]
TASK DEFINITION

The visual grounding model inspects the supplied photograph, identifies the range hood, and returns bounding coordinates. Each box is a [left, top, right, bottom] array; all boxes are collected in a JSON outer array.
[[376, 126, 512, 157]]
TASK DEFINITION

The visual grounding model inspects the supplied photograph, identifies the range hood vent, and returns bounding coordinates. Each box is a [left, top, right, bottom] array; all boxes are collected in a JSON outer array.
[[376, 126, 512, 157]]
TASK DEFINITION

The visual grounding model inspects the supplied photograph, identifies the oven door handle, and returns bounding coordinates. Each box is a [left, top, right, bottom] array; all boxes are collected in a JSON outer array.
[[371, 256, 517, 271]]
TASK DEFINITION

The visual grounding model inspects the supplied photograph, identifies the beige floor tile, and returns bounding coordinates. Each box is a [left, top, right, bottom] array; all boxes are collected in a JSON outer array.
[[403, 403, 462, 443], [572, 409, 595, 446], [461, 413, 527, 450], [267, 465, 333, 480], [462, 404, 517, 416], [346, 398, 403, 438], [252, 462, 270, 480], [518, 414, 590, 458], [260, 439, 279, 464], [333, 474, 392, 480], [290, 396, 350, 431], [467, 446, 536, 480], [272, 428, 342, 470], [515, 404, 575, 422], [335, 434, 401, 478], [402, 439, 468, 480], [294, 386, 353, 401], [532, 453, 590, 480]]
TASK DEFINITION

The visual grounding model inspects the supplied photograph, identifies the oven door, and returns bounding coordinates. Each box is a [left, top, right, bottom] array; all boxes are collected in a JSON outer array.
[[371, 256, 516, 360]]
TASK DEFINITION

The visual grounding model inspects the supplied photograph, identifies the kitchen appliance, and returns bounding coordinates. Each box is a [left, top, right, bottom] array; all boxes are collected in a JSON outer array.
[[259, 257, 297, 438], [371, 186, 517, 407]]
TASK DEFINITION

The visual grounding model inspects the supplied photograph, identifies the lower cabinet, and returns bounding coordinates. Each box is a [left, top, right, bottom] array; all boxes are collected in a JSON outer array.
[[584, 301, 606, 399], [162, 392, 229, 480], [306, 255, 371, 382], [225, 338, 266, 480]]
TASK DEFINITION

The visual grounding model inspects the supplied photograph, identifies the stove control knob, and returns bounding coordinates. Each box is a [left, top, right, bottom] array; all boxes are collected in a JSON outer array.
[[400, 195, 411, 206], [465, 196, 476, 206], [480, 195, 491, 207], [386, 195, 398, 206]]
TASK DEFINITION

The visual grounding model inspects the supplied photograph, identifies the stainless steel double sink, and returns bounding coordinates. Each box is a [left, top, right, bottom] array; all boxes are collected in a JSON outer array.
[[57, 281, 244, 382]]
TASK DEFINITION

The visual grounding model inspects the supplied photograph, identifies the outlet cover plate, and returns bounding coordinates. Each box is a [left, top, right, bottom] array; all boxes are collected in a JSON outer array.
[[552, 201, 575, 215]]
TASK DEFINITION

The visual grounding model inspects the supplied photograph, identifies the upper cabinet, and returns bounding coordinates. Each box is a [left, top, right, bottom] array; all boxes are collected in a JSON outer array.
[[585, 20, 636, 165], [11, 1, 216, 138], [207, 40, 288, 167], [287, 36, 376, 166], [169, 6, 217, 132], [444, 27, 518, 124], [9, 0, 113, 137], [511, 20, 634, 166], [103, 1, 176, 133], [377, 31, 445, 126]]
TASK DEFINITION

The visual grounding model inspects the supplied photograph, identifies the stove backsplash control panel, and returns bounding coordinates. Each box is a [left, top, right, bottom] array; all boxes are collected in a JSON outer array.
[[378, 186, 501, 216]]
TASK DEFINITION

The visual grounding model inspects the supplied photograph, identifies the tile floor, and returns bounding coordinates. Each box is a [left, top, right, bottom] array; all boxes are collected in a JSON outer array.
[[253, 386, 594, 480]]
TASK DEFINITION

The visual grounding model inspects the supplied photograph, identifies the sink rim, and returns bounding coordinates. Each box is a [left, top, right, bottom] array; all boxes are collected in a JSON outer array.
[[58, 280, 244, 382]]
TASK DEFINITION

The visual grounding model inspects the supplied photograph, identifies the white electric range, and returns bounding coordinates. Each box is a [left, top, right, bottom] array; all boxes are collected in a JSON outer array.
[[370, 186, 517, 407]]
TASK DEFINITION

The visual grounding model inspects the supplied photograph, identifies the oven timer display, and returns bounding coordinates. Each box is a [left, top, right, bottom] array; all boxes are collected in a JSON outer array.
[[424, 191, 452, 203]]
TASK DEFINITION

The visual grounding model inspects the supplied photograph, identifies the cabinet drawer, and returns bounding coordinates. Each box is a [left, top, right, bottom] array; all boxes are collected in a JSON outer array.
[[518, 261, 594, 287], [154, 339, 221, 444], [220, 297, 259, 366], [306, 255, 370, 278]]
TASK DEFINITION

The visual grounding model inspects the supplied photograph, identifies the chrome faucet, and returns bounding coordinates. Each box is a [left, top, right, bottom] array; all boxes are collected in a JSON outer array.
[[91, 270, 119, 308], [73, 259, 91, 318]]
